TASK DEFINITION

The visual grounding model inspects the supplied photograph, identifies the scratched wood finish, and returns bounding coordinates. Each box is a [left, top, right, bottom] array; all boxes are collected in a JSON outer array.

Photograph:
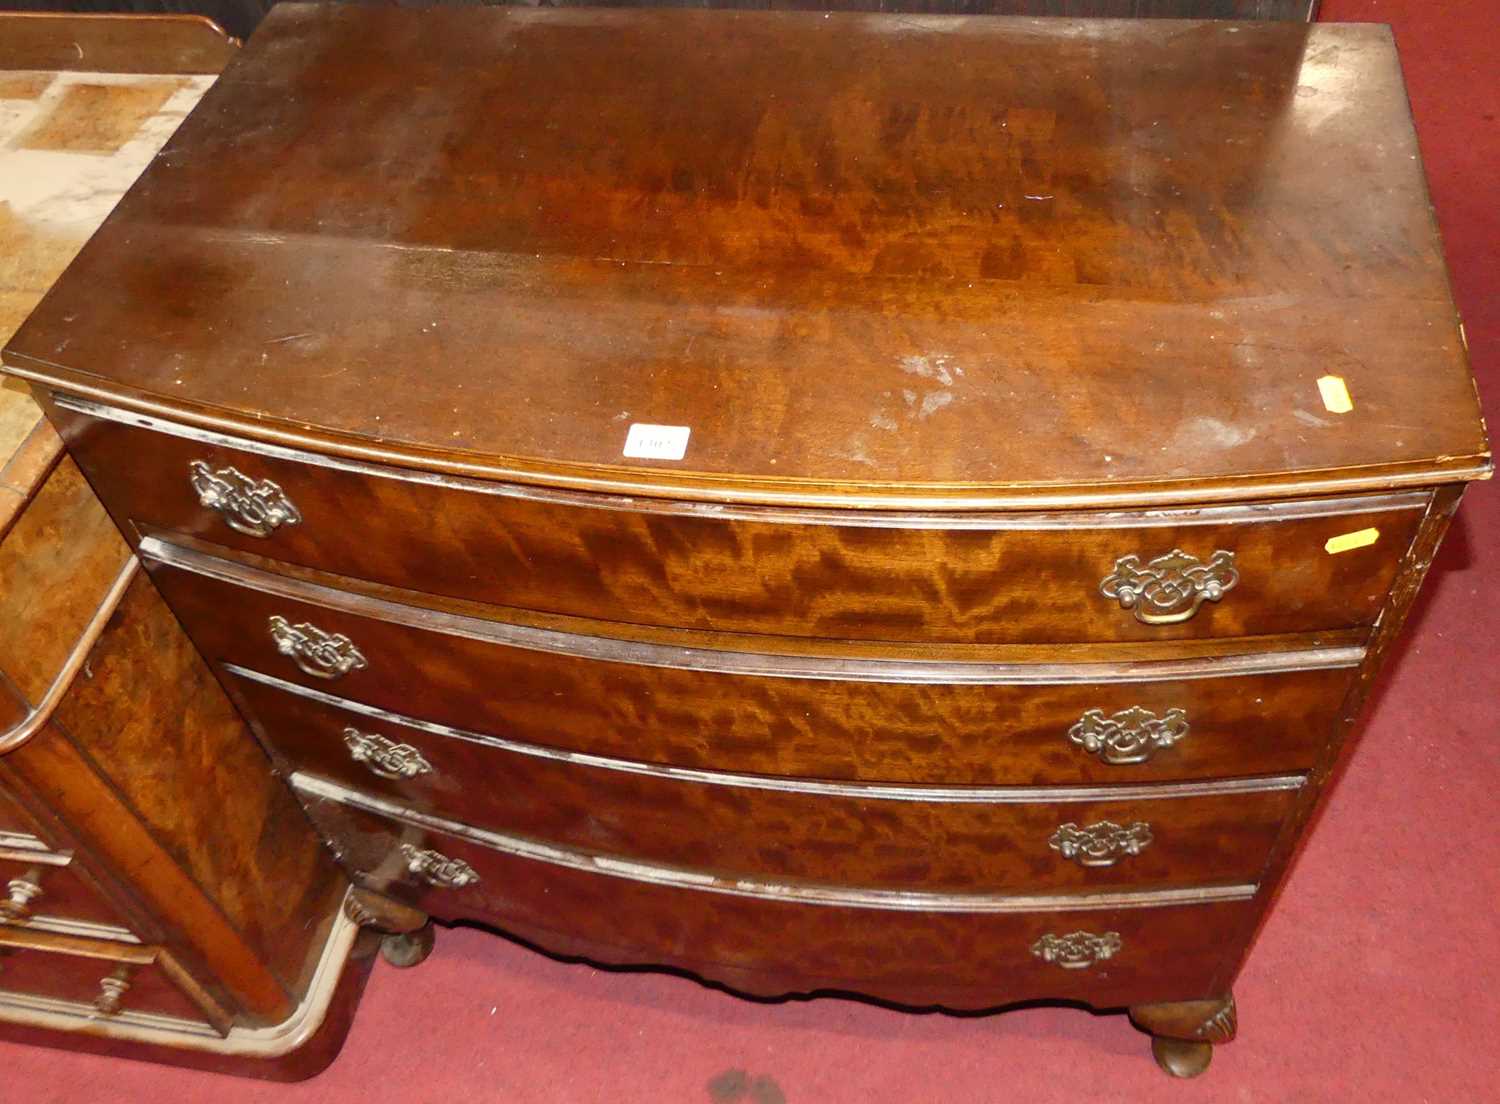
[[154, 561, 1355, 785], [55, 412, 1427, 644], [5, 11, 1487, 507], [234, 675, 1297, 893], [302, 793, 1249, 1009]]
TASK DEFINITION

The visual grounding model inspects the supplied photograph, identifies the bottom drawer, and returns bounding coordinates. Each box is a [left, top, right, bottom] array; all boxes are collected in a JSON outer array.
[[297, 778, 1256, 1010], [0, 930, 224, 1030]]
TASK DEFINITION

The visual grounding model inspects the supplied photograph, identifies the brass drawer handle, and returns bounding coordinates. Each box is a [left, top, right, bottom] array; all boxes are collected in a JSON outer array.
[[93, 965, 134, 1017], [1068, 706, 1189, 765], [268, 616, 368, 680], [189, 461, 302, 538], [0, 869, 44, 921], [400, 843, 480, 889], [1031, 931, 1122, 970], [1100, 549, 1238, 625], [344, 728, 433, 780], [1049, 821, 1153, 868]]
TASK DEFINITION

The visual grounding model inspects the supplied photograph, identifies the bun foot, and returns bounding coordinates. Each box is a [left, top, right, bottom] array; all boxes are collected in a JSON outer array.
[[1130, 992, 1236, 1079], [379, 923, 435, 968], [1151, 1036, 1213, 1079]]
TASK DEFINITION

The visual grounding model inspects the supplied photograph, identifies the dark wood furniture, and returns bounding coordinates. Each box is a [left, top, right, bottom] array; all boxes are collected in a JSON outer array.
[[0, 13, 376, 1079], [4, 5, 1488, 1078], [3, 0, 1319, 47]]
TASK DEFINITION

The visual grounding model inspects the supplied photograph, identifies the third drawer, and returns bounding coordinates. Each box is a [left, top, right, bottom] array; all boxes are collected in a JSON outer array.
[[227, 669, 1301, 893]]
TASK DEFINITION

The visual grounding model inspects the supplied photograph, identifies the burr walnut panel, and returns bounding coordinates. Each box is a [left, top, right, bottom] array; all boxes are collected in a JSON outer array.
[[46, 573, 348, 999], [0, 456, 129, 703], [51, 408, 1426, 645], [146, 553, 1356, 786], [230, 673, 1299, 894]]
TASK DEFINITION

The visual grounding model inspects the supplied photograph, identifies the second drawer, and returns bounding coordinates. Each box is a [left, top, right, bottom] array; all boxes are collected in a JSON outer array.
[[228, 671, 1299, 893], [145, 544, 1356, 786]]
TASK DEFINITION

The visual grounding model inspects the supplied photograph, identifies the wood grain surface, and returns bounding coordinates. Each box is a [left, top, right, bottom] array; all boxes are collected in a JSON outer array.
[[48, 573, 347, 1004], [149, 556, 1356, 785], [233, 673, 1298, 893], [55, 409, 1429, 643], [0, 13, 238, 74], [5, 8, 1487, 506], [0, 458, 129, 703], [301, 791, 1251, 1009]]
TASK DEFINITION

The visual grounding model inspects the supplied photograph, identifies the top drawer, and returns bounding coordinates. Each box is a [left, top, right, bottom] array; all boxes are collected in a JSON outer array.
[[52, 400, 1426, 645]]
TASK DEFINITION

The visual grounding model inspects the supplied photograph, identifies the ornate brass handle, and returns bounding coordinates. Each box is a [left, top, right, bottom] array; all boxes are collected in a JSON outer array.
[[1030, 931, 1122, 970], [0, 869, 44, 921], [344, 728, 433, 781], [1068, 706, 1189, 765], [93, 965, 133, 1017], [268, 616, 368, 680], [1099, 549, 1238, 625], [1048, 821, 1153, 868], [400, 844, 480, 889], [189, 461, 302, 538]]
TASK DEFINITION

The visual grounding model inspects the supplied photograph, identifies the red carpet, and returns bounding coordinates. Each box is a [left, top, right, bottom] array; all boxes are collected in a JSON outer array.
[[3, 1, 1495, 1099]]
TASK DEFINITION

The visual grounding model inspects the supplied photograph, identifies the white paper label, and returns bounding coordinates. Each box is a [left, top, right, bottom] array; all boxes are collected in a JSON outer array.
[[623, 423, 691, 461]]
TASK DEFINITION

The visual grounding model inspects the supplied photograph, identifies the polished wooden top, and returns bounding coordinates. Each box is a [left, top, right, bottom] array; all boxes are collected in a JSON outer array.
[[3, 5, 1488, 507]]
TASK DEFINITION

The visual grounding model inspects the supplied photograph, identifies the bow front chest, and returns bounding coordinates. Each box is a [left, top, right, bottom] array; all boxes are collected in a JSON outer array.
[[3, 4, 1489, 1077]]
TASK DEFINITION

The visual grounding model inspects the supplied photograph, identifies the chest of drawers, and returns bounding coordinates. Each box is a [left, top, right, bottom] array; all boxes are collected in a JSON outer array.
[[0, 14, 377, 1080], [3, 5, 1489, 1078]]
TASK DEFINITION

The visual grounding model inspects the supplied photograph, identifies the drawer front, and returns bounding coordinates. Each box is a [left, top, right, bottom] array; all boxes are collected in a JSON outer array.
[[298, 788, 1251, 1009], [0, 853, 137, 940], [0, 937, 212, 1025], [59, 408, 1424, 644], [0, 788, 46, 846], [152, 553, 1352, 785], [232, 674, 1298, 893]]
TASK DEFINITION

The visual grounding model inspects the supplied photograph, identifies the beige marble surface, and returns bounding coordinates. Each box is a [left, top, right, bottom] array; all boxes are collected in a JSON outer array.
[[0, 69, 214, 464]]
